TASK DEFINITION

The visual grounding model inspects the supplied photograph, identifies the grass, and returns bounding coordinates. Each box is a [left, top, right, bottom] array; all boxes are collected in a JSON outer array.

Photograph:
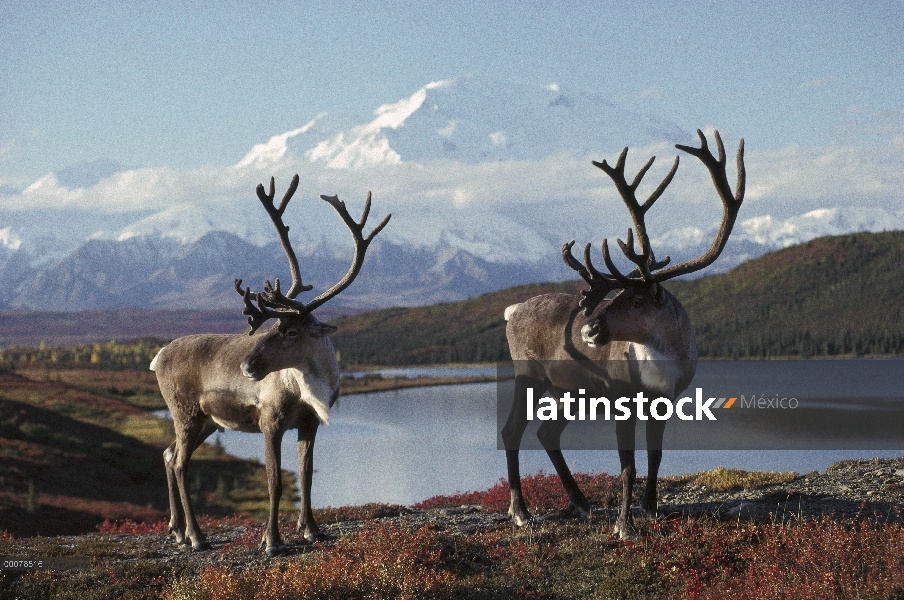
[[666, 467, 799, 492]]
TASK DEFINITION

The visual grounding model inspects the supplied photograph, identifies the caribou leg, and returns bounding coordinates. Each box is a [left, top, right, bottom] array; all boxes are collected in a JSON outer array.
[[296, 413, 325, 542], [502, 375, 543, 525], [640, 420, 665, 519], [260, 421, 287, 557], [170, 419, 217, 550], [614, 418, 638, 539], [163, 442, 186, 545], [539, 423, 592, 519]]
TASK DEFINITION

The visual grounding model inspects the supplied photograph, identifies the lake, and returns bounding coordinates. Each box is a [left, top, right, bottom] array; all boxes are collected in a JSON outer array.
[[155, 364, 904, 508]]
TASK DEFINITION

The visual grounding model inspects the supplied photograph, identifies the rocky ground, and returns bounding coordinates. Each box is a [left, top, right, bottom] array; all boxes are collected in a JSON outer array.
[[660, 458, 904, 522], [3, 458, 902, 572]]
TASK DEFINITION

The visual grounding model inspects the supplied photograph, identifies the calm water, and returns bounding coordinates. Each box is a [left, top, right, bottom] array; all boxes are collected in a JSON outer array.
[[343, 365, 497, 379], [155, 364, 904, 508]]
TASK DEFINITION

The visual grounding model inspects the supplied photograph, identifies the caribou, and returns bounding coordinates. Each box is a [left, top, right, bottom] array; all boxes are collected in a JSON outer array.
[[151, 175, 389, 556], [502, 130, 745, 538]]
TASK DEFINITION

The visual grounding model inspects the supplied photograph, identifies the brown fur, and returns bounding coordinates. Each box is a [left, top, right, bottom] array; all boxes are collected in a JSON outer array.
[[503, 286, 697, 538], [152, 317, 339, 555]]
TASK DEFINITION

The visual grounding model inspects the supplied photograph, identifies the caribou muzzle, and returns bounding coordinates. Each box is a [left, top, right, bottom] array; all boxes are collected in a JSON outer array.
[[581, 311, 613, 348], [581, 322, 603, 347], [240, 355, 268, 381]]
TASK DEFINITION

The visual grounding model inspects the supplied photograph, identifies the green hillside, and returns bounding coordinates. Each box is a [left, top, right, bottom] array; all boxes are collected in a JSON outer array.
[[667, 231, 904, 358], [329, 281, 582, 365], [330, 231, 904, 365]]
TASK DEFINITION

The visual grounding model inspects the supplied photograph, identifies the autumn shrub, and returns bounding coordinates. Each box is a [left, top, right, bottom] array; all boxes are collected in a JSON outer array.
[[580, 515, 904, 599], [96, 518, 169, 534], [687, 518, 904, 599], [415, 471, 621, 513], [182, 523, 456, 600], [313, 503, 411, 524]]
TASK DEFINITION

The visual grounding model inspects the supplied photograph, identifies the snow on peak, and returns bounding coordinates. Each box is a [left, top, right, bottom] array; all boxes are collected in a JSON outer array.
[[370, 87, 429, 130], [425, 79, 454, 90], [235, 75, 688, 171], [739, 207, 897, 247], [113, 204, 273, 246], [651, 226, 706, 251], [236, 118, 321, 168], [303, 84, 437, 169]]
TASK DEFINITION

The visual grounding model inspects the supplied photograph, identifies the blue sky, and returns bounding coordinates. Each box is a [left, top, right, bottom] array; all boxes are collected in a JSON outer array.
[[2, 0, 902, 185]]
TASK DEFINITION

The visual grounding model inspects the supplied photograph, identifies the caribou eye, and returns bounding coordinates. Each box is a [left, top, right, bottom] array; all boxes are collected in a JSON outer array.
[[632, 296, 645, 308], [284, 329, 299, 338]]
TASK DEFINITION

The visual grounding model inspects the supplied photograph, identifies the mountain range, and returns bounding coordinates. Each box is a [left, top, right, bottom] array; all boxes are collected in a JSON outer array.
[[1, 75, 900, 310]]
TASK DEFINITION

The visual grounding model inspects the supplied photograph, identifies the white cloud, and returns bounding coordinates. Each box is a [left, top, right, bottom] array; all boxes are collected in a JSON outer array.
[[0, 227, 22, 250], [488, 131, 507, 147], [737, 143, 903, 202], [3, 118, 902, 267], [5, 139, 900, 221], [801, 76, 834, 89]]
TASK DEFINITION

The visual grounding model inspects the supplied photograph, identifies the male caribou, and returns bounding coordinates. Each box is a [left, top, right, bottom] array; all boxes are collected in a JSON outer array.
[[151, 175, 389, 556], [503, 130, 745, 538]]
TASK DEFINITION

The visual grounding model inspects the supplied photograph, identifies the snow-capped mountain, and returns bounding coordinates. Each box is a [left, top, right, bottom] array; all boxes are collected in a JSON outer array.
[[239, 76, 689, 170], [1, 75, 900, 311]]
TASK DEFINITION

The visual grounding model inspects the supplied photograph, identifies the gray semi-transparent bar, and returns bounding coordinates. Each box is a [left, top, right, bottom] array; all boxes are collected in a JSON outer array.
[[1, 556, 91, 570], [496, 359, 904, 450]]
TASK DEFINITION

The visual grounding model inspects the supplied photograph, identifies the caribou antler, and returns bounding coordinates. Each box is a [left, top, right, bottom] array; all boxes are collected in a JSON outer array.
[[562, 241, 622, 314], [652, 130, 745, 281], [564, 130, 744, 312], [304, 192, 391, 314], [235, 176, 391, 333], [593, 148, 678, 283]]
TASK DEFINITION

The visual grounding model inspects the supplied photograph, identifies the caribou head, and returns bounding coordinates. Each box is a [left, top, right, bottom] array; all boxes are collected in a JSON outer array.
[[563, 129, 744, 350], [234, 175, 389, 381]]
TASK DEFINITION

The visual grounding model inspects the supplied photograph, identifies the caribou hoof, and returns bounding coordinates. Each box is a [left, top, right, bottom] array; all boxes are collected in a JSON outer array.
[[191, 541, 212, 552], [613, 523, 638, 540], [303, 531, 330, 543], [563, 501, 591, 519], [169, 527, 187, 545], [266, 545, 287, 558], [508, 508, 533, 527], [641, 508, 661, 521]]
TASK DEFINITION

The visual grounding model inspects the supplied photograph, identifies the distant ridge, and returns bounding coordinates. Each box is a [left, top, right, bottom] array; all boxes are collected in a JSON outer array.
[[2, 231, 902, 358]]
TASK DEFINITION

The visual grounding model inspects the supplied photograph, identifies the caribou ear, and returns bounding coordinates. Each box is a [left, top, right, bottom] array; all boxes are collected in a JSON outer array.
[[651, 282, 666, 304], [308, 321, 338, 338]]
